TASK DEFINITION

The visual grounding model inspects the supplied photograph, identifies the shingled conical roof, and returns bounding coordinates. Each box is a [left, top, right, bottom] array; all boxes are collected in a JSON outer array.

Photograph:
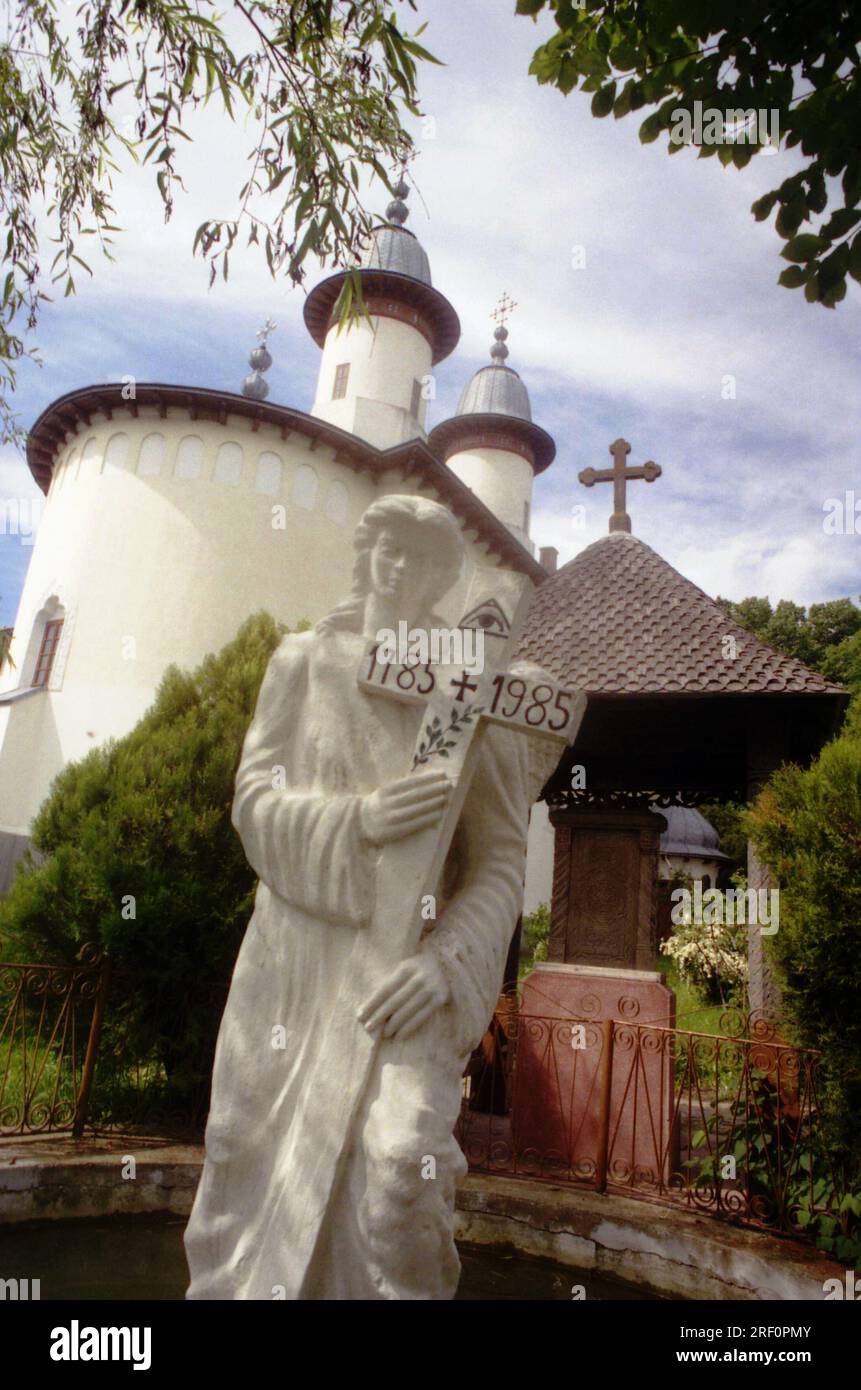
[[518, 532, 846, 697]]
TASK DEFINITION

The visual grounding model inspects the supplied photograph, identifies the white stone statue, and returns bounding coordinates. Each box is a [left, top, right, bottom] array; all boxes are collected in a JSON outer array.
[[184, 494, 565, 1300]]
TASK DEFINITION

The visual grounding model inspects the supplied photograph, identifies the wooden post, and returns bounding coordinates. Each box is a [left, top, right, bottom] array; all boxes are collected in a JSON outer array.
[[73, 955, 111, 1140]]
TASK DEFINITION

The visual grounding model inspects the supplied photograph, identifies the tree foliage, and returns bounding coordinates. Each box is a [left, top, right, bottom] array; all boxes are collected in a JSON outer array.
[[716, 593, 861, 689], [746, 717, 861, 1170], [0, 0, 437, 443], [0, 610, 288, 1104], [698, 594, 860, 922], [518, 1, 861, 308]]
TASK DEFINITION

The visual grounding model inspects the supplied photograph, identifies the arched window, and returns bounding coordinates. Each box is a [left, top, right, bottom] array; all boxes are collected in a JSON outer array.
[[255, 451, 283, 496], [214, 441, 244, 486], [332, 363, 350, 400], [175, 434, 204, 480], [25, 596, 68, 690], [33, 618, 64, 687], [138, 432, 165, 476], [324, 479, 349, 526], [293, 463, 319, 511], [104, 432, 129, 473]]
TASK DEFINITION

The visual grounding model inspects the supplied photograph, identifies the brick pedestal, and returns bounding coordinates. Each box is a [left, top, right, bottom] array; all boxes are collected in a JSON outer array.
[[513, 963, 677, 1187]]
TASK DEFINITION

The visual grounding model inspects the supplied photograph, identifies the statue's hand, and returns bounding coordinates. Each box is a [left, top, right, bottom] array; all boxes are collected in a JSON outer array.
[[360, 770, 451, 846], [358, 952, 450, 1041]]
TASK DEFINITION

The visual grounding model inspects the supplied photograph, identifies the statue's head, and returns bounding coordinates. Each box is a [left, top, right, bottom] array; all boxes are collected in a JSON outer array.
[[319, 495, 464, 632]]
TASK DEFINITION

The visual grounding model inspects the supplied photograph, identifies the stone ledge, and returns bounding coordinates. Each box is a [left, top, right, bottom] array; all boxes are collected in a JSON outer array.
[[0, 1139, 847, 1301], [0, 1138, 203, 1224], [455, 1173, 845, 1301]]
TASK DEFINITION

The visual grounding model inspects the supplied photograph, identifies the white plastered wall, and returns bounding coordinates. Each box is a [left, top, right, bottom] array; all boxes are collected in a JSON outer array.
[[0, 410, 508, 835], [445, 445, 534, 547], [311, 315, 431, 450]]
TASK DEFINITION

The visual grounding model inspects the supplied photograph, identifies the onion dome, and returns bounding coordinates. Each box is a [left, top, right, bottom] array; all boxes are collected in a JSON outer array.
[[651, 806, 730, 861], [241, 319, 277, 400], [303, 179, 459, 364], [429, 322, 556, 475]]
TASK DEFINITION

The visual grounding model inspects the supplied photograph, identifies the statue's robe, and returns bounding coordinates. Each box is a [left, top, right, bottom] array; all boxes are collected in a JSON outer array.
[[184, 625, 538, 1300]]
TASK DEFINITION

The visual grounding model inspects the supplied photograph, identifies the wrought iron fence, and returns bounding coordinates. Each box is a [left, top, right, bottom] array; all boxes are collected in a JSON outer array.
[[82, 974, 229, 1136], [0, 943, 224, 1138], [0, 939, 849, 1249], [457, 1002, 847, 1241], [0, 943, 107, 1136]]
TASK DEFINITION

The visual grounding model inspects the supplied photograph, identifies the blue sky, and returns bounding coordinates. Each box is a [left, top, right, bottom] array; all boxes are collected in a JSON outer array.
[[2, 0, 859, 628]]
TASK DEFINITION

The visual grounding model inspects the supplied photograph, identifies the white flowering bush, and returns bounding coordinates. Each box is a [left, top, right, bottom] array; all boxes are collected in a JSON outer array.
[[661, 888, 749, 1005]]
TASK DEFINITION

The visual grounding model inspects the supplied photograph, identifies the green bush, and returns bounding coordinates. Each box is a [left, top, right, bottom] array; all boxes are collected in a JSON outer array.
[[519, 902, 550, 981], [0, 611, 288, 1111], [745, 710, 861, 1176]]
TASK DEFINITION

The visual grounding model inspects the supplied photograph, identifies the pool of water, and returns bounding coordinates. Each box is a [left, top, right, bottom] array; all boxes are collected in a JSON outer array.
[[1, 1216, 663, 1300]]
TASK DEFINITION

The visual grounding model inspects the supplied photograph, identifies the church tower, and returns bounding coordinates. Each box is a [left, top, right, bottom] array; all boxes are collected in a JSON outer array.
[[304, 180, 460, 450], [428, 300, 555, 551]]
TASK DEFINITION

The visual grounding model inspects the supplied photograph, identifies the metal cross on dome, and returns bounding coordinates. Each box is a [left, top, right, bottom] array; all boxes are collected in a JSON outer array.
[[491, 292, 518, 329], [578, 437, 662, 534], [257, 318, 277, 344]]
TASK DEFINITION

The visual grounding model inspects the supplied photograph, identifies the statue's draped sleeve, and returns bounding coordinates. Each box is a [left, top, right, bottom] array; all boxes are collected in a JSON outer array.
[[231, 636, 373, 928]]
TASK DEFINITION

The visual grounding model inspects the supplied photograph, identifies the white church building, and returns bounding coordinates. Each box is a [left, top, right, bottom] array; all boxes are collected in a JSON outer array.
[[0, 181, 560, 897]]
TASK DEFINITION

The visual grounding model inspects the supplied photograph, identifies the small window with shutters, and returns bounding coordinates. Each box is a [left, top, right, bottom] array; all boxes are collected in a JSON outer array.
[[332, 363, 350, 400], [410, 378, 422, 419], [33, 619, 64, 688]]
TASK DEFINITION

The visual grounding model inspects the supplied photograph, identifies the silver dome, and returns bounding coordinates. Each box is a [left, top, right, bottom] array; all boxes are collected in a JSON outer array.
[[456, 364, 532, 422], [361, 225, 432, 286], [651, 806, 729, 860]]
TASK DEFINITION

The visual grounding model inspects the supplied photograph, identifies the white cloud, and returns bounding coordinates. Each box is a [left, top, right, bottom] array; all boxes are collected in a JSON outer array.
[[6, 0, 860, 618]]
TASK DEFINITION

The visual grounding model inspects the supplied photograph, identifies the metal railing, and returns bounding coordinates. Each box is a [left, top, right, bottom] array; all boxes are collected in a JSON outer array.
[[0, 944, 107, 1137], [457, 1004, 846, 1240], [0, 942, 848, 1248]]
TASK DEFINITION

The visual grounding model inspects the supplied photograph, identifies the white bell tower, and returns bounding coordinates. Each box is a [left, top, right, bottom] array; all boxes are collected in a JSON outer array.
[[429, 298, 555, 551], [305, 181, 460, 451]]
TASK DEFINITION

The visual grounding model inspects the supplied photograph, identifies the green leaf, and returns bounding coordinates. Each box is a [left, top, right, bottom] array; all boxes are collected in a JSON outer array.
[[806, 171, 828, 214], [752, 191, 778, 222], [818, 243, 849, 290], [591, 82, 616, 118], [848, 230, 861, 285], [782, 234, 828, 263], [639, 112, 663, 145], [820, 277, 847, 308], [778, 265, 809, 289], [776, 199, 807, 237], [821, 208, 861, 240], [842, 158, 861, 206]]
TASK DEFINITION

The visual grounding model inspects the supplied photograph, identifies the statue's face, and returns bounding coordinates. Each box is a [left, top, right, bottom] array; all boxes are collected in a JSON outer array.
[[368, 525, 451, 621]]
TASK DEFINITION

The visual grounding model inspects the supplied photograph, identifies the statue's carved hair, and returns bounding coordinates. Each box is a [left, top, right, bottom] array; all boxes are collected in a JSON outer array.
[[317, 495, 464, 633]]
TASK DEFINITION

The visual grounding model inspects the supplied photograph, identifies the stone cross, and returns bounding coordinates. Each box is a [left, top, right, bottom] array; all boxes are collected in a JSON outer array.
[[281, 567, 585, 1295], [578, 437, 662, 534]]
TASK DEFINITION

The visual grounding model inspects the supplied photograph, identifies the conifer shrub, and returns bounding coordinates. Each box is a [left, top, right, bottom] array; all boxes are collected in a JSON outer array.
[[0, 612, 288, 1121], [745, 695, 861, 1175]]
